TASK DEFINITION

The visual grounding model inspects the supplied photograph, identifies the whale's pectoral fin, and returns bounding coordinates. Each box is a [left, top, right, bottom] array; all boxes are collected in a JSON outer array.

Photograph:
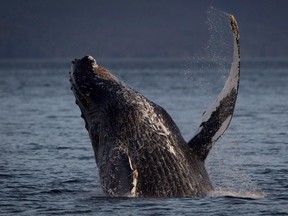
[[100, 149, 136, 197], [188, 15, 240, 161]]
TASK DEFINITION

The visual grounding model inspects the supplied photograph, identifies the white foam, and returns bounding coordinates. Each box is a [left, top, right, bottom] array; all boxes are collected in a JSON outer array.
[[209, 189, 267, 199]]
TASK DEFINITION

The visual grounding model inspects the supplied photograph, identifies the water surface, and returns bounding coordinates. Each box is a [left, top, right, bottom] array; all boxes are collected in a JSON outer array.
[[0, 58, 287, 215]]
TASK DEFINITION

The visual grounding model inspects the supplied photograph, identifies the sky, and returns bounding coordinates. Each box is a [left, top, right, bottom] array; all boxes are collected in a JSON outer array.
[[0, 0, 288, 59]]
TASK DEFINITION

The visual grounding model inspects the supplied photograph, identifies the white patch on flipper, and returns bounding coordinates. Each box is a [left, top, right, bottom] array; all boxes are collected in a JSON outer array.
[[212, 115, 232, 142], [130, 170, 138, 197], [128, 156, 138, 197]]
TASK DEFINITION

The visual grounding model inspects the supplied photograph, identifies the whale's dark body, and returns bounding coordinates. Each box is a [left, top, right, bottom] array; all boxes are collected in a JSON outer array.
[[70, 15, 240, 197]]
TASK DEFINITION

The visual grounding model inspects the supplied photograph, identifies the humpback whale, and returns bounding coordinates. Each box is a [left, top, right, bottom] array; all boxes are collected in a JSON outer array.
[[69, 15, 240, 197]]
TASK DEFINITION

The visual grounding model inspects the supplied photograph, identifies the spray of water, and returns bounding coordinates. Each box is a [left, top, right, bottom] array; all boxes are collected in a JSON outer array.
[[183, 6, 233, 84], [205, 7, 233, 61], [208, 140, 267, 199]]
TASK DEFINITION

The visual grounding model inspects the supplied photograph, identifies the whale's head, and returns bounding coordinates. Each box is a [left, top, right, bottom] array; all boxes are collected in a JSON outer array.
[[70, 55, 119, 119], [70, 55, 121, 163]]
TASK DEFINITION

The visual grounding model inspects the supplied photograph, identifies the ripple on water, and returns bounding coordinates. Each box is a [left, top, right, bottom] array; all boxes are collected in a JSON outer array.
[[1, 58, 288, 215]]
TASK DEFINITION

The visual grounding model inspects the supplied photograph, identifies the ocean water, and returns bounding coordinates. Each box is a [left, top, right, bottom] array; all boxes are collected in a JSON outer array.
[[0, 58, 287, 215]]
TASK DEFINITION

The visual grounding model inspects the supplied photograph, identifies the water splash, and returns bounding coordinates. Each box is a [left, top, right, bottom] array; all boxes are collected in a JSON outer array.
[[207, 134, 267, 199], [186, 7, 232, 64], [205, 6, 233, 64], [209, 189, 267, 199]]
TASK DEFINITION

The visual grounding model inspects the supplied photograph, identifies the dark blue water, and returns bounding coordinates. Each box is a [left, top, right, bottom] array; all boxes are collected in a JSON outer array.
[[0, 58, 287, 215]]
